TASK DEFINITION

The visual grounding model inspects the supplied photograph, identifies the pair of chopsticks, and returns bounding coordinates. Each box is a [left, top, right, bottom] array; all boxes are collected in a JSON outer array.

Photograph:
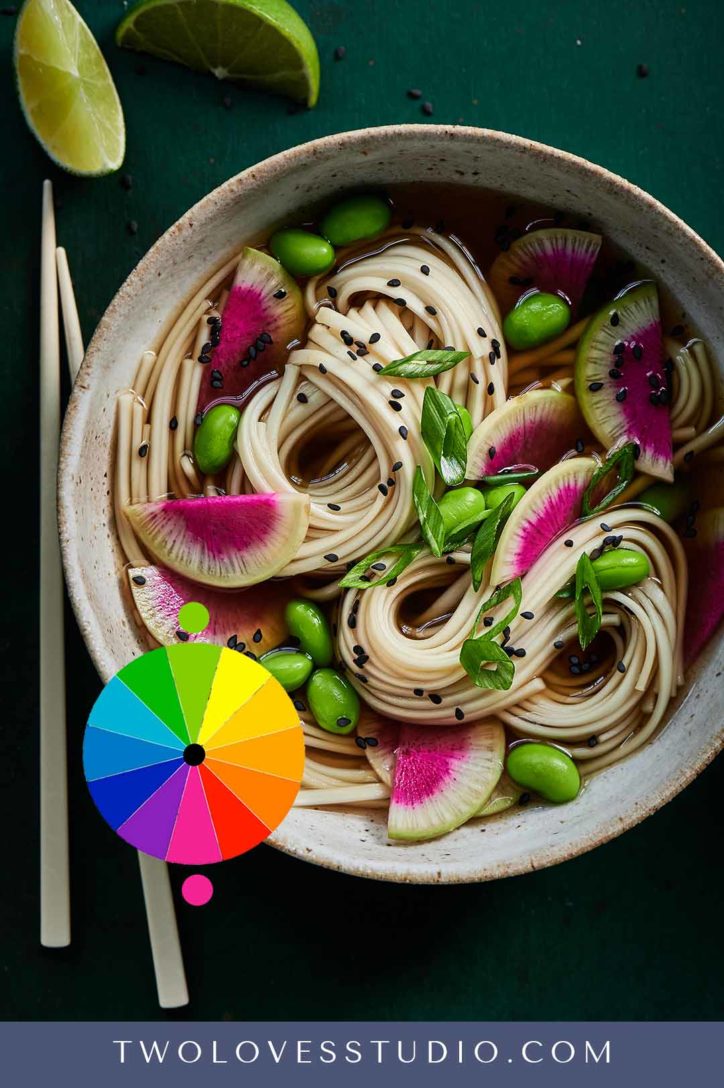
[[41, 179, 189, 1008]]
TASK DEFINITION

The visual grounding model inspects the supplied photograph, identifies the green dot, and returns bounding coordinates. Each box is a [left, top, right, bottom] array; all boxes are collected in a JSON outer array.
[[178, 602, 210, 634]]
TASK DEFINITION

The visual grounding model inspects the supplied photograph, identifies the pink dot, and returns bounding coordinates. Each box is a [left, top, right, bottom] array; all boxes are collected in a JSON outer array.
[[182, 874, 214, 907]]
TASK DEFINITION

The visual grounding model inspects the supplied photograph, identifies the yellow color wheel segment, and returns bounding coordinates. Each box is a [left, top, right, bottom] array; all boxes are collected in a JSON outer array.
[[204, 674, 301, 751], [196, 649, 269, 746]]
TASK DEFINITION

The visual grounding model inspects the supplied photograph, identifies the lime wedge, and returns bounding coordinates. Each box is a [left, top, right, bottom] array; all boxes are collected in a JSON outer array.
[[116, 0, 320, 107], [15, 0, 125, 176]]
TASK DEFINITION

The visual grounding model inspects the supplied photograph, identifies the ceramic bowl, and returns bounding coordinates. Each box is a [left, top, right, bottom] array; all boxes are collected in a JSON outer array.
[[59, 125, 724, 883]]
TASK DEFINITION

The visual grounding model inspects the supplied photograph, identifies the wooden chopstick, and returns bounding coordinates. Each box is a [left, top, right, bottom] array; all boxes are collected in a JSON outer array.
[[55, 233, 189, 1008], [39, 180, 70, 947]]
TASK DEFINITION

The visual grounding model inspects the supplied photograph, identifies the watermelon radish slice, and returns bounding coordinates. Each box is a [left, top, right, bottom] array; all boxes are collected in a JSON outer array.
[[125, 493, 310, 588], [489, 227, 602, 315], [128, 565, 289, 652], [196, 248, 305, 414], [575, 282, 673, 481], [388, 720, 505, 841], [466, 389, 585, 480], [358, 712, 398, 787], [683, 507, 724, 666], [490, 457, 596, 584]]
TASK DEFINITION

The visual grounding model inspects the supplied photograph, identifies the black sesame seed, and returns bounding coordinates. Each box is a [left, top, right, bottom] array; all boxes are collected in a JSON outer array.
[[569, 654, 580, 665], [420, 264, 430, 276], [617, 661, 627, 673], [615, 388, 628, 402], [293, 699, 306, 713], [488, 446, 496, 460], [600, 522, 612, 532], [355, 673, 368, 683], [477, 327, 486, 337], [610, 311, 620, 327], [347, 350, 358, 361], [491, 339, 501, 359], [407, 87, 423, 99], [199, 353, 211, 364], [388, 400, 402, 411], [251, 629, 262, 644], [328, 286, 338, 299], [355, 736, 367, 750], [391, 460, 403, 472], [366, 736, 379, 747], [554, 639, 564, 649], [570, 664, 581, 675], [483, 616, 494, 627], [341, 330, 353, 345], [354, 654, 369, 667], [194, 413, 203, 426], [378, 483, 388, 496], [387, 477, 395, 488], [324, 553, 339, 563], [564, 539, 574, 547], [318, 363, 327, 374], [421, 101, 434, 116], [390, 389, 404, 399], [132, 574, 147, 586], [514, 647, 526, 658], [587, 735, 599, 748], [347, 614, 357, 629], [489, 351, 497, 366], [613, 341, 625, 356], [327, 502, 341, 511], [470, 373, 480, 385], [210, 379, 223, 389], [248, 345, 257, 361], [369, 332, 381, 344], [387, 577, 398, 587], [429, 693, 442, 705], [234, 641, 246, 653], [487, 382, 495, 395], [636, 62, 649, 78], [176, 629, 190, 642], [120, 172, 133, 191], [138, 442, 149, 457], [126, 220, 138, 236], [296, 392, 308, 404], [590, 546, 603, 561], [169, 416, 178, 431], [372, 362, 383, 373], [519, 793, 531, 806], [425, 304, 437, 315], [521, 611, 534, 620], [357, 346, 368, 357], [273, 289, 287, 300], [503, 645, 515, 657], [227, 634, 238, 649], [609, 368, 622, 379], [632, 343, 644, 360], [387, 278, 401, 287], [588, 381, 604, 392], [575, 439, 585, 453], [454, 707, 465, 721], [684, 450, 695, 462], [414, 688, 424, 697], [334, 45, 346, 60]]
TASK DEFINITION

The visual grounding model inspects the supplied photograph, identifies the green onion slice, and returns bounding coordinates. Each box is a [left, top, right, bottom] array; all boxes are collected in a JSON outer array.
[[472, 577, 523, 641], [421, 387, 468, 486], [581, 442, 637, 517], [379, 349, 470, 378], [460, 638, 515, 690], [470, 492, 515, 591], [339, 543, 425, 589], [574, 552, 603, 649], [412, 467, 446, 556]]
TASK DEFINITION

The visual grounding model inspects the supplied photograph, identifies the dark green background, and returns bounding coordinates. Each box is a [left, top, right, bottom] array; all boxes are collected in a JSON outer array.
[[1, 0, 722, 1021]]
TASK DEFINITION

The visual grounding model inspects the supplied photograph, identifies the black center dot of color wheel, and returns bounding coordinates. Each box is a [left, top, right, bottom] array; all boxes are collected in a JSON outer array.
[[183, 743, 206, 767]]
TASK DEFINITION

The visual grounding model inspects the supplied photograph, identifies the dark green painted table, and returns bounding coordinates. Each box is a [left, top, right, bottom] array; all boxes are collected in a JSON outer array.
[[2, 0, 722, 1021]]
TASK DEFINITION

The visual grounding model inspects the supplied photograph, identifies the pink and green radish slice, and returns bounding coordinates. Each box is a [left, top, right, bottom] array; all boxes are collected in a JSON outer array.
[[126, 493, 310, 588], [683, 508, 724, 666], [128, 565, 289, 651], [575, 281, 673, 481], [466, 388, 584, 480], [196, 248, 305, 414], [358, 712, 399, 786], [388, 720, 505, 842], [490, 457, 596, 584], [489, 227, 602, 315]]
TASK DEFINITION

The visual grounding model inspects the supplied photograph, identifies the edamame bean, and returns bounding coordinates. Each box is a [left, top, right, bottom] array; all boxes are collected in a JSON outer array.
[[506, 741, 580, 803], [285, 599, 334, 666], [484, 482, 526, 511], [307, 668, 360, 734], [503, 291, 571, 351], [556, 546, 651, 598], [260, 648, 314, 692], [269, 229, 335, 278], [438, 487, 487, 538], [320, 194, 391, 247], [455, 403, 474, 441], [639, 479, 691, 523], [590, 547, 650, 590], [193, 404, 241, 475]]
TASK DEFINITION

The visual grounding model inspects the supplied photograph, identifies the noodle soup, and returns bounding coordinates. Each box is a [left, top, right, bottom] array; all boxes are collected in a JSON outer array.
[[114, 186, 723, 844]]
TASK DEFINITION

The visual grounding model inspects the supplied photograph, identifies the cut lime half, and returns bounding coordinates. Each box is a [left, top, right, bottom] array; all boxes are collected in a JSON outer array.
[[116, 0, 320, 107], [15, 0, 125, 176]]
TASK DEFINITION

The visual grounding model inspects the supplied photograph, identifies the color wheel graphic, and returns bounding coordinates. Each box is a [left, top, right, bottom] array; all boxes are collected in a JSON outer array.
[[83, 645, 304, 864]]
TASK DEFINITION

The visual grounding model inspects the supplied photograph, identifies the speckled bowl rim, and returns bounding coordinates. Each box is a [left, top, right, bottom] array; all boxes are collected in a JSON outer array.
[[59, 124, 724, 884]]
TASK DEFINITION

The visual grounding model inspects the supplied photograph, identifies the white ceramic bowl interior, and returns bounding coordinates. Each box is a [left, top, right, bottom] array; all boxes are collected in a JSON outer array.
[[59, 126, 724, 883]]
